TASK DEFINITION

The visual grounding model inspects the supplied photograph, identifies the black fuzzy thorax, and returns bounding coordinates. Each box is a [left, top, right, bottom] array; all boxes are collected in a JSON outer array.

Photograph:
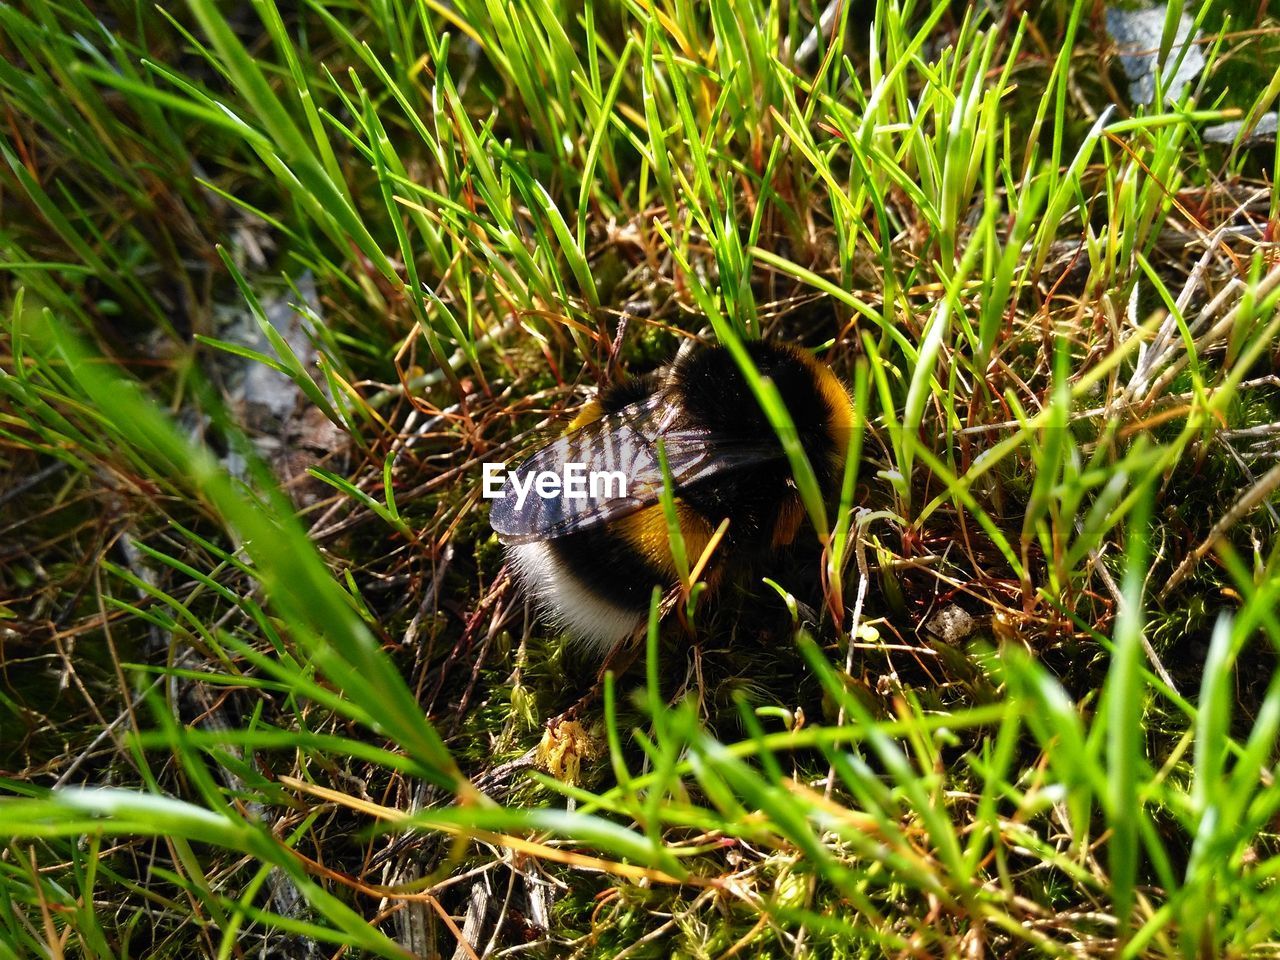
[[672, 341, 843, 552], [596, 368, 663, 414], [673, 341, 831, 438]]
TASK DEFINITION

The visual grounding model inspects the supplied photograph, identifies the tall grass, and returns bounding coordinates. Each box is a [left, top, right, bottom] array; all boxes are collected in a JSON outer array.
[[3, 0, 1280, 956]]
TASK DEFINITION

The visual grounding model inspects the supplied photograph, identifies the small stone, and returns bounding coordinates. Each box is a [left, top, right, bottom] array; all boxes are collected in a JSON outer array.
[[924, 604, 978, 644]]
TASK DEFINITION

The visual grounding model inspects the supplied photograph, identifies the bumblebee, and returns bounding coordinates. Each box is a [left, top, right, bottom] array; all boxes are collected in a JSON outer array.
[[489, 340, 854, 654]]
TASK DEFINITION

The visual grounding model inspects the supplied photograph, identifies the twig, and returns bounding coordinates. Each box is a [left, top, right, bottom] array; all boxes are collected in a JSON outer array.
[[786, 0, 842, 67], [957, 377, 1280, 435], [1160, 460, 1280, 599], [1141, 264, 1280, 406], [1126, 187, 1270, 398], [449, 882, 488, 960], [1087, 544, 1179, 696]]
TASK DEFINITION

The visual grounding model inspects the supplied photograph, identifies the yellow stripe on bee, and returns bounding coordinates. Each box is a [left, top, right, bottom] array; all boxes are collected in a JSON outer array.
[[566, 400, 606, 432], [614, 501, 714, 577], [794, 347, 854, 465]]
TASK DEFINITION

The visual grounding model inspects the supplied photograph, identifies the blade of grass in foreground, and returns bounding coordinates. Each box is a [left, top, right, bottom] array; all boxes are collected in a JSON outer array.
[[1106, 483, 1154, 942], [181, 0, 395, 281], [18, 311, 467, 795], [0, 788, 410, 958]]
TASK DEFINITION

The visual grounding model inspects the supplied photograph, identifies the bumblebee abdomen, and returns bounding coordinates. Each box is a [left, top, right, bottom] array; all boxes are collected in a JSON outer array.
[[507, 538, 648, 653], [507, 499, 719, 653], [613, 501, 714, 573]]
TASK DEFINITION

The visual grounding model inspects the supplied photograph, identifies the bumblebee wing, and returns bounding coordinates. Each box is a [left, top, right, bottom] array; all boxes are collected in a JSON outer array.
[[489, 398, 782, 543], [620, 430, 785, 502], [489, 398, 664, 543]]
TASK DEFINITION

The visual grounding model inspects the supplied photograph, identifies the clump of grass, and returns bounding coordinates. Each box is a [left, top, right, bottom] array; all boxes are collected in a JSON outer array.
[[3, 0, 1280, 957]]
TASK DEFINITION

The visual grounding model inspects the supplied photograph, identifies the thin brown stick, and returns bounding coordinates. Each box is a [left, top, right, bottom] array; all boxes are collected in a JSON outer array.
[[1160, 461, 1280, 599]]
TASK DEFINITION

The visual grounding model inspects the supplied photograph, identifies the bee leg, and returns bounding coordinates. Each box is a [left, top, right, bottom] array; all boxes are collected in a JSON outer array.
[[560, 635, 644, 719]]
